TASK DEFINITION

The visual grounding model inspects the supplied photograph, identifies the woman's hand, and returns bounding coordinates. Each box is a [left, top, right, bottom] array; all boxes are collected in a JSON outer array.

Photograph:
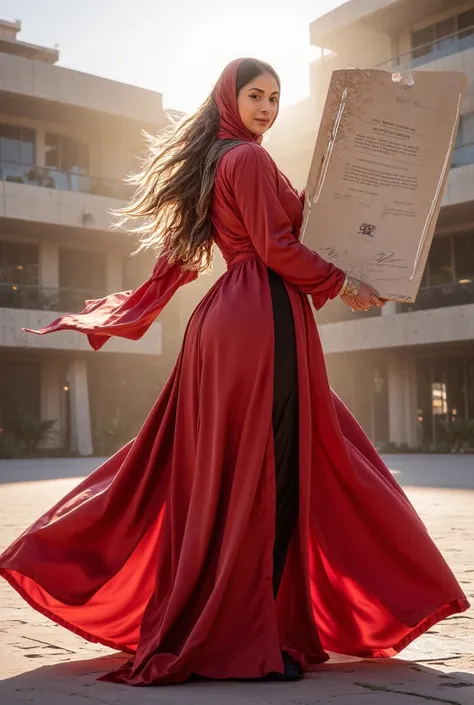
[[340, 278, 386, 312]]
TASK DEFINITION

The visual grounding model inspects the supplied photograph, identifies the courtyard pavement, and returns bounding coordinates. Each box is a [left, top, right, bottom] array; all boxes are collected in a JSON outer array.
[[0, 454, 473, 704]]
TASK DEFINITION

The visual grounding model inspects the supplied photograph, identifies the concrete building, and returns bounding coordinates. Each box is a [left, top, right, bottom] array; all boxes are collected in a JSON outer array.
[[268, 0, 474, 450], [0, 19, 181, 456]]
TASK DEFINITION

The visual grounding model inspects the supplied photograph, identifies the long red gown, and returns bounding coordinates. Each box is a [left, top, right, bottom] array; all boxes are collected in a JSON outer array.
[[0, 60, 469, 686]]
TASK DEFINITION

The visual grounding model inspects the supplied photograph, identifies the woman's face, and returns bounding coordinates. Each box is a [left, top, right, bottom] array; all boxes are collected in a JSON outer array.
[[237, 72, 280, 136]]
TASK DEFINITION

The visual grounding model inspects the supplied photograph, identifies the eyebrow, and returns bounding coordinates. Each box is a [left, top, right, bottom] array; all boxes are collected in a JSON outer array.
[[247, 87, 280, 95]]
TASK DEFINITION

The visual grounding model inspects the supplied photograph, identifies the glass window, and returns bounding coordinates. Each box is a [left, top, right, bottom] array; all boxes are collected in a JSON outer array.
[[0, 124, 35, 166], [460, 112, 474, 146], [435, 17, 456, 52], [0, 241, 39, 285], [0, 360, 41, 433], [0, 124, 21, 163], [412, 25, 435, 59], [432, 381, 448, 416], [45, 133, 89, 174], [20, 128, 35, 164], [44, 132, 60, 169], [459, 9, 474, 38], [427, 236, 453, 285], [454, 116, 463, 149], [454, 232, 474, 283]]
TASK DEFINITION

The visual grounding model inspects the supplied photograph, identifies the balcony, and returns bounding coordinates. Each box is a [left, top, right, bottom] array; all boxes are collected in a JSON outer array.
[[408, 27, 474, 68], [0, 282, 162, 355], [375, 23, 474, 75], [400, 281, 474, 313], [0, 51, 165, 129], [0, 170, 129, 232], [0, 161, 132, 200], [0, 281, 105, 313]]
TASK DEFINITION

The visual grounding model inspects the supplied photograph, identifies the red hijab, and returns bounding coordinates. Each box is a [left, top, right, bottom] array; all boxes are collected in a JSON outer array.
[[214, 58, 278, 144]]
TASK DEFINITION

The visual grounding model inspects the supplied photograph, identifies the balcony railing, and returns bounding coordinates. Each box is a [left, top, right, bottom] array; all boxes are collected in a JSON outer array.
[[0, 282, 105, 313], [451, 143, 474, 169], [399, 280, 474, 313], [376, 24, 474, 72], [0, 161, 132, 200]]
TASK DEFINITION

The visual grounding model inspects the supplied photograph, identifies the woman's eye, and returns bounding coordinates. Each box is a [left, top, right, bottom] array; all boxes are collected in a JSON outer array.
[[250, 94, 260, 100], [270, 97, 279, 103]]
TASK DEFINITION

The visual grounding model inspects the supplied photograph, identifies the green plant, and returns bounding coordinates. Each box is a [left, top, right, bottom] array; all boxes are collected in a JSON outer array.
[[96, 409, 137, 455], [11, 411, 57, 456], [440, 417, 474, 453]]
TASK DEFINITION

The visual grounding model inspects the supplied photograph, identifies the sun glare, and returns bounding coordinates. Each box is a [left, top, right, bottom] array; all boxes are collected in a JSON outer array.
[[160, 8, 321, 112]]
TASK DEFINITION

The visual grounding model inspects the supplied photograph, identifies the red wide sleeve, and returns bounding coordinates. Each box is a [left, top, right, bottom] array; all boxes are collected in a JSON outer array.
[[226, 144, 345, 309], [24, 255, 198, 351]]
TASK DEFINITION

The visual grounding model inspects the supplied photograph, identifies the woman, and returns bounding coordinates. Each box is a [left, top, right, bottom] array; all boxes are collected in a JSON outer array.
[[0, 58, 469, 686]]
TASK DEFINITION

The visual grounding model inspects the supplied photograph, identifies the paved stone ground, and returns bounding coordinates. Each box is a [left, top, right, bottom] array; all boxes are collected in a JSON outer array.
[[0, 456, 473, 704]]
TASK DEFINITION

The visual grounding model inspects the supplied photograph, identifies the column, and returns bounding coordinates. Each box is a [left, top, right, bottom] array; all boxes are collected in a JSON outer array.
[[67, 358, 93, 456], [40, 358, 62, 449], [387, 354, 418, 447], [39, 241, 59, 289], [35, 128, 46, 167]]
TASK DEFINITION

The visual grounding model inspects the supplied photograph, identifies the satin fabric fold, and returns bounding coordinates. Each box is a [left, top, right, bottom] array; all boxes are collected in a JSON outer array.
[[24, 257, 197, 351], [1, 57, 469, 686]]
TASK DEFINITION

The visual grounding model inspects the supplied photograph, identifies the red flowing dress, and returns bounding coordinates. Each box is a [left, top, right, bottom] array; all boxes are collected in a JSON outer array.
[[0, 61, 469, 686]]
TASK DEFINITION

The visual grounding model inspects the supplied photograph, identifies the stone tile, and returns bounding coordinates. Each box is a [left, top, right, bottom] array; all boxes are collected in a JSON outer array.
[[0, 460, 472, 703]]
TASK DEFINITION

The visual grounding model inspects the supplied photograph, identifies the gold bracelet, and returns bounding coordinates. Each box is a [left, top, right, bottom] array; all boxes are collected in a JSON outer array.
[[338, 273, 349, 296], [341, 276, 361, 298]]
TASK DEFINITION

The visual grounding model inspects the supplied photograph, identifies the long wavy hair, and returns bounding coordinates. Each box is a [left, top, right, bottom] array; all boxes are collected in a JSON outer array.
[[115, 59, 280, 273]]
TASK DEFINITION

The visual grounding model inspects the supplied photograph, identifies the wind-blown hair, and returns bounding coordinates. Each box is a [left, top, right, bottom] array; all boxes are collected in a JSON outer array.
[[115, 59, 280, 272]]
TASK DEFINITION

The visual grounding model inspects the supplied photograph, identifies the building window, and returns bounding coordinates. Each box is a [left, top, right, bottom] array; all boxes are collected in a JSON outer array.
[[452, 112, 474, 168], [453, 233, 474, 284], [411, 25, 436, 60], [45, 133, 90, 191], [411, 12, 474, 64], [421, 232, 474, 287], [426, 236, 453, 286], [58, 249, 106, 311], [0, 241, 39, 309], [434, 16, 456, 52], [0, 360, 40, 433], [417, 355, 474, 450], [459, 9, 474, 40], [0, 124, 35, 184], [432, 381, 448, 416], [45, 133, 89, 173], [401, 231, 474, 312], [0, 241, 39, 286]]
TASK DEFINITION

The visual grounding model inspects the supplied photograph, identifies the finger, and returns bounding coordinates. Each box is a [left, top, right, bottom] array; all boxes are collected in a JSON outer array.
[[367, 284, 381, 297], [349, 299, 367, 311], [370, 296, 384, 307]]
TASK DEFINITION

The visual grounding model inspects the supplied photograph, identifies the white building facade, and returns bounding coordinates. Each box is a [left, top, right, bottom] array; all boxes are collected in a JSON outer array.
[[0, 19, 179, 455], [268, 0, 474, 450]]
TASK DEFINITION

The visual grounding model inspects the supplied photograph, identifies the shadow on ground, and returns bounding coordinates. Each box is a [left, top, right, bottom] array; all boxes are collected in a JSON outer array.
[[1, 653, 473, 704]]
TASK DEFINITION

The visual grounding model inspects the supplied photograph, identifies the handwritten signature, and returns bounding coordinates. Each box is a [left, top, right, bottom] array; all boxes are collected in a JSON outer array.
[[373, 252, 407, 267], [319, 246, 348, 261]]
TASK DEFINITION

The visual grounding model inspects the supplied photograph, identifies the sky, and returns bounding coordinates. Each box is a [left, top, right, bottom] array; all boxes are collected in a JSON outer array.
[[0, 0, 345, 111]]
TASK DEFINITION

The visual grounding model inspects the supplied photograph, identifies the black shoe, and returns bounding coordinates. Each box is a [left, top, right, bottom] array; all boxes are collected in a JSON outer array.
[[265, 652, 303, 681]]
